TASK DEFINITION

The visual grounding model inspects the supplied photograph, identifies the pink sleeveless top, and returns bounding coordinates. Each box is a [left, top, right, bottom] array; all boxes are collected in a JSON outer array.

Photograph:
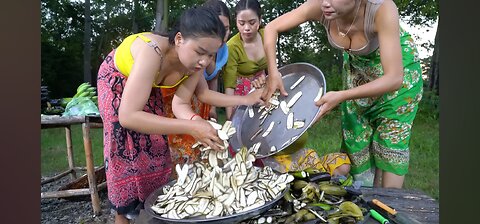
[[320, 0, 384, 55]]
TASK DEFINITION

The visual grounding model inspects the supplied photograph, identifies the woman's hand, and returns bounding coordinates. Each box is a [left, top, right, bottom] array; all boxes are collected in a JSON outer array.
[[190, 119, 224, 151], [251, 73, 267, 89], [244, 88, 265, 106], [262, 70, 288, 103], [313, 91, 346, 123]]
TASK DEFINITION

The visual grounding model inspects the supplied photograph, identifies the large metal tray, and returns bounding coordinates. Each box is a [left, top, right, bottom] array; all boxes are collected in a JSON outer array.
[[144, 176, 289, 223], [229, 62, 326, 158]]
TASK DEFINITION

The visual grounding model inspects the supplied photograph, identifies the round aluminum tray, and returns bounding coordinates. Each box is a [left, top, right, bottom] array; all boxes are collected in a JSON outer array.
[[229, 62, 326, 158], [144, 177, 288, 223]]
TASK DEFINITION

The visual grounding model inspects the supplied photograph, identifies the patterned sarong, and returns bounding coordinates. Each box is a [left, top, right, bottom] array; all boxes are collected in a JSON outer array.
[[340, 27, 424, 186], [97, 50, 172, 214]]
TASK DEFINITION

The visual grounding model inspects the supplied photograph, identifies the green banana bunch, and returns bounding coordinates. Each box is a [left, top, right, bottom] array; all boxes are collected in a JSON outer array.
[[72, 82, 97, 104], [76, 82, 90, 92]]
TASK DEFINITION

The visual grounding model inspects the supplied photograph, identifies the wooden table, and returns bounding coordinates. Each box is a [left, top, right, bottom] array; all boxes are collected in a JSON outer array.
[[360, 187, 439, 223], [135, 187, 439, 223], [40, 115, 104, 216]]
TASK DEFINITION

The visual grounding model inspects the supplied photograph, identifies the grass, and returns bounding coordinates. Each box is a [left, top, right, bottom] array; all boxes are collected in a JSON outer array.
[[41, 92, 439, 200], [41, 125, 104, 175]]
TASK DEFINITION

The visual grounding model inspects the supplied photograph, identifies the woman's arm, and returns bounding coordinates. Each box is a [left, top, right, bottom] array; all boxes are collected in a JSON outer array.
[[118, 40, 181, 134], [207, 76, 218, 119], [195, 74, 263, 107], [173, 71, 262, 122], [172, 71, 202, 120], [314, 0, 404, 120], [263, 0, 324, 102], [224, 88, 235, 120], [119, 43, 223, 150]]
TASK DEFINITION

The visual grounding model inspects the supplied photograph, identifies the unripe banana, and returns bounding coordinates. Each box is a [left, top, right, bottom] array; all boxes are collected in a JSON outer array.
[[76, 82, 91, 92], [74, 84, 91, 98], [318, 183, 347, 196], [87, 91, 96, 98], [86, 86, 96, 92], [78, 92, 90, 98]]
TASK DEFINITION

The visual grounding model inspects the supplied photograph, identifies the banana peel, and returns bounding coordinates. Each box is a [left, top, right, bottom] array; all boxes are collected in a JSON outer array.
[[319, 182, 347, 196]]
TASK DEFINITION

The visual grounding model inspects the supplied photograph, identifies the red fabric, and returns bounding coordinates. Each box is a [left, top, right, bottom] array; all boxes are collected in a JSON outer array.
[[160, 87, 211, 169], [97, 50, 172, 213], [233, 70, 266, 96]]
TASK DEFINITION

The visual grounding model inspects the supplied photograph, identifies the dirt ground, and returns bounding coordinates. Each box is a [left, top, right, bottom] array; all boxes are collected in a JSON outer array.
[[41, 175, 116, 224]]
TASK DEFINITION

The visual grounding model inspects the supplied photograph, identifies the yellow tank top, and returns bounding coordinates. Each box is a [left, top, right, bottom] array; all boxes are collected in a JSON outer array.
[[114, 32, 188, 88]]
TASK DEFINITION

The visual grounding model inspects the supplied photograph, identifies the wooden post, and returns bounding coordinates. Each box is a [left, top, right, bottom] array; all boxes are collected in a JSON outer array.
[[82, 119, 101, 215], [65, 125, 77, 179]]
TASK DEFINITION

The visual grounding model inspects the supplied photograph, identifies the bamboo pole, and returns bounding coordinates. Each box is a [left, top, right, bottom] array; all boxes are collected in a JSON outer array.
[[65, 125, 77, 179], [82, 120, 101, 215]]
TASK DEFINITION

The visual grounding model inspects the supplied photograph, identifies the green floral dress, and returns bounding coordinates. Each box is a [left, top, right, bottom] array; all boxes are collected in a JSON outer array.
[[340, 27, 423, 186]]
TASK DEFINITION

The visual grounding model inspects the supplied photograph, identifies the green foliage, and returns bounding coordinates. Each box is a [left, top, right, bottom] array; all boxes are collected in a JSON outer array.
[[41, 0, 157, 98], [417, 89, 439, 120], [394, 0, 439, 26], [41, 0, 438, 101]]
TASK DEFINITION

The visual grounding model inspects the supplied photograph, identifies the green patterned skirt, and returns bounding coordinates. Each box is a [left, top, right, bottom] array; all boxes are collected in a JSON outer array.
[[340, 27, 424, 186]]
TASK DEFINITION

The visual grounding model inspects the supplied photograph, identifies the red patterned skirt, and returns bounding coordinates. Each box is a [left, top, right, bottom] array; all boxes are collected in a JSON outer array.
[[96, 50, 172, 214]]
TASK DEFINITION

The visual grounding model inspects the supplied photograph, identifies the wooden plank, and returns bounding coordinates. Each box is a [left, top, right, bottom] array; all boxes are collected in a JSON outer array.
[[361, 187, 439, 224], [41, 115, 86, 126], [41, 182, 106, 199], [41, 189, 90, 198], [41, 115, 103, 128]]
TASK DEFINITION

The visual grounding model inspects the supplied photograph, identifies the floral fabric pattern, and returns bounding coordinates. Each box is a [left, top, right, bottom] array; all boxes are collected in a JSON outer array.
[[97, 50, 172, 214], [340, 27, 423, 186], [234, 70, 266, 96]]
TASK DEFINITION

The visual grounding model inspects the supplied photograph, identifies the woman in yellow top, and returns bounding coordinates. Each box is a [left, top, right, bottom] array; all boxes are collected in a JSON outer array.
[[96, 7, 262, 224], [223, 0, 268, 120]]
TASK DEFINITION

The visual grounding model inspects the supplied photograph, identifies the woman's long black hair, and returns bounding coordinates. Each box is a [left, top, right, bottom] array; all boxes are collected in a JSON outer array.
[[156, 6, 226, 45], [203, 0, 231, 22], [235, 0, 262, 20]]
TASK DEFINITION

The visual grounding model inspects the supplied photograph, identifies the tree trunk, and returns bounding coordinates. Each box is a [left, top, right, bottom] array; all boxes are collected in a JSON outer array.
[[429, 22, 439, 94], [154, 0, 168, 33], [83, 0, 92, 84], [132, 0, 139, 33]]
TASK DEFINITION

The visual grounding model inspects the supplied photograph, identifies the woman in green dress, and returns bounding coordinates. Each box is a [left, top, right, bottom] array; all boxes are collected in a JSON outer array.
[[262, 0, 423, 188], [223, 0, 267, 120]]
